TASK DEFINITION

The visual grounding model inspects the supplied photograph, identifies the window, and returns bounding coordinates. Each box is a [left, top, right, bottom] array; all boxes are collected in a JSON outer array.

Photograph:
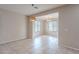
[[48, 20, 57, 31], [34, 20, 40, 32]]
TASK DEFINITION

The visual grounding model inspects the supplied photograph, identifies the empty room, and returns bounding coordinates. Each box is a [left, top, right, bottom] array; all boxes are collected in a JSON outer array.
[[0, 4, 79, 54]]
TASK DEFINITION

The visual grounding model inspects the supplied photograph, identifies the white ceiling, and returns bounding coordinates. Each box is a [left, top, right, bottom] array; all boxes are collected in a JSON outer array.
[[0, 4, 64, 16], [36, 12, 58, 20]]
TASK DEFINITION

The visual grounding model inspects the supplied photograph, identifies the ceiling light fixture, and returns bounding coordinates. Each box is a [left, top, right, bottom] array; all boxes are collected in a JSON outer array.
[[30, 16, 36, 22]]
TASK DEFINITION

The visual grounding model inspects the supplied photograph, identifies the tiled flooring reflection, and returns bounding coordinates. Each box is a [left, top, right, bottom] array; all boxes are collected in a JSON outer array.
[[0, 35, 78, 54]]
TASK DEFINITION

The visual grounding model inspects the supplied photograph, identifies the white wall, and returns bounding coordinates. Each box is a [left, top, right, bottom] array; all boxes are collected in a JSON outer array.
[[59, 5, 79, 49], [0, 9, 27, 44]]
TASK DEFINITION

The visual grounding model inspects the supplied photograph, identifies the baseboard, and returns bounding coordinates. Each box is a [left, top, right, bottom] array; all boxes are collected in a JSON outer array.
[[61, 44, 79, 51], [0, 37, 27, 45]]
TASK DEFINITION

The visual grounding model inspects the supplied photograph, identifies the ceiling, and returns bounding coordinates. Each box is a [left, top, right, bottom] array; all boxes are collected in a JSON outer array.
[[36, 12, 58, 20], [0, 4, 64, 16]]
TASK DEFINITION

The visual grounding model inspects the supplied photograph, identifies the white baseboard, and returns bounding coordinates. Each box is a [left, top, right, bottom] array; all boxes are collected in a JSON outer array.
[[61, 44, 79, 51], [0, 37, 26, 45]]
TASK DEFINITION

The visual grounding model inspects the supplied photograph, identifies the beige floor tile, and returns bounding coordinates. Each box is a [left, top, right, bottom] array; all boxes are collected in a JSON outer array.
[[0, 35, 78, 54]]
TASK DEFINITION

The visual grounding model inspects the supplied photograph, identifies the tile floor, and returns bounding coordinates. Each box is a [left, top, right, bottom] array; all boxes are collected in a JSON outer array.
[[0, 35, 78, 54]]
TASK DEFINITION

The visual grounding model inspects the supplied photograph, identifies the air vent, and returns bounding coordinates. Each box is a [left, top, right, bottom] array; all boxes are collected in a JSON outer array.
[[32, 4, 38, 9]]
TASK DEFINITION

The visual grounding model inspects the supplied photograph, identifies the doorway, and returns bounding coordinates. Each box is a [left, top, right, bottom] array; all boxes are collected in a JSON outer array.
[[32, 12, 59, 47]]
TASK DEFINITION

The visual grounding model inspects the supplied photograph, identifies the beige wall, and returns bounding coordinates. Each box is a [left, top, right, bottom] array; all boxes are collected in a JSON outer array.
[[0, 9, 27, 44], [27, 16, 33, 39], [59, 5, 79, 49]]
